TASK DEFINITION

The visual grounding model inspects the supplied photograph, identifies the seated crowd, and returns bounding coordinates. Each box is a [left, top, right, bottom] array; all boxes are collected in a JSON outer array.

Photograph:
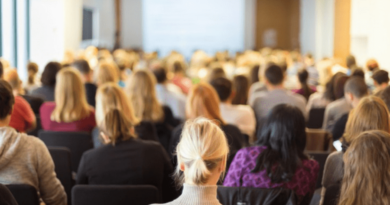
[[0, 48, 390, 205]]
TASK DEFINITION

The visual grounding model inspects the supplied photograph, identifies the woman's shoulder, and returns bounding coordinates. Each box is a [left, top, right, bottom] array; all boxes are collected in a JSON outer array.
[[302, 158, 320, 170], [236, 146, 267, 157]]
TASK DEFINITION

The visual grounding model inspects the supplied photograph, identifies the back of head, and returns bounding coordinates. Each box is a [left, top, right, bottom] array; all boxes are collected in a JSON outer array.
[[95, 61, 119, 86], [297, 68, 309, 84], [366, 59, 379, 71], [175, 117, 229, 185], [152, 67, 167, 84], [99, 109, 137, 146], [344, 77, 368, 99], [95, 82, 139, 126], [372, 70, 389, 85], [344, 96, 390, 144], [0, 80, 15, 120], [351, 68, 365, 79], [324, 72, 344, 101], [232, 75, 249, 105], [339, 130, 390, 205], [41, 62, 62, 87], [27, 62, 38, 85], [186, 82, 224, 123], [173, 61, 184, 74], [209, 77, 232, 102], [376, 85, 390, 111], [208, 67, 226, 82], [51, 68, 89, 123], [72, 59, 91, 75], [333, 73, 349, 100], [3, 69, 21, 90], [253, 104, 307, 183], [250, 64, 260, 85], [264, 64, 284, 86], [346, 55, 356, 69]]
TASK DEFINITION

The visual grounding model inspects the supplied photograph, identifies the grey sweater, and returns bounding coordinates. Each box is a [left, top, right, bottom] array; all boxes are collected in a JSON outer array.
[[0, 126, 67, 205], [152, 184, 221, 205]]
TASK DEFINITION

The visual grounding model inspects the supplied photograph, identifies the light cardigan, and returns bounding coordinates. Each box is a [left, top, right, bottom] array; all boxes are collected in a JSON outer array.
[[153, 183, 221, 205]]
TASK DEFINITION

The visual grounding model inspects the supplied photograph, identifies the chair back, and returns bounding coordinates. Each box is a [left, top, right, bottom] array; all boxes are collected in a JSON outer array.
[[48, 147, 73, 204], [323, 184, 341, 205], [307, 108, 326, 129], [6, 184, 39, 205], [38, 130, 93, 172], [217, 186, 297, 205], [72, 185, 159, 205], [27, 115, 42, 137], [305, 129, 333, 152]]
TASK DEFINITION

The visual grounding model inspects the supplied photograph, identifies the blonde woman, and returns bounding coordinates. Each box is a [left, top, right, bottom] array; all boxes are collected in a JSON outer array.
[[338, 130, 390, 205], [92, 83, 158, 147], [320, 96, 390, 204], [169, 83, 244, 162], [125, 69, 178, 151], [94, 61, 120, 87], [77, 109, 176, 203], [40, 68, 96, 132], [153, 117, 229, 205]]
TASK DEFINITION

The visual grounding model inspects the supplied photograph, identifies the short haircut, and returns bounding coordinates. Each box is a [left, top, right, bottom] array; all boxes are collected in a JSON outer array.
[[351, 68, 365, 79], [72, 59, 91, 75], [344, 77, 368, 98], [152, 67, 167, 84], [265, 64, 284, 85], [297, 69, 309, 84], [209, 77, 232, 102], [0, 61, 3, 79], [372, 70, 389, 85], [0, 80, 15, 119], [376, 85, 390, 111], [41, 62, 62, 86]]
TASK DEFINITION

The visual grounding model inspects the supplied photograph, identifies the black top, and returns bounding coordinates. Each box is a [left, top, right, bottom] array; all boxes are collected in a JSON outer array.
[[21, 94, 44, 115], [30, 86, 55, 102], [0, 184, 17, 205], [76, 139, 176, 203], [85, 83, 97, 107], [154, 106, 181, 153], [332, 113, 349, 141]]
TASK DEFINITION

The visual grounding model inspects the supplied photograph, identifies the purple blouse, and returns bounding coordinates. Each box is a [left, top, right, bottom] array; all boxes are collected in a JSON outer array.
[[223, 146, 319, 198]]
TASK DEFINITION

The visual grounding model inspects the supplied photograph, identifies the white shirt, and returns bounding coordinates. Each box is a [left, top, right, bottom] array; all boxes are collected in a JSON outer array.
[[155, 84, 187, 120], [220, 103, 256, 143]]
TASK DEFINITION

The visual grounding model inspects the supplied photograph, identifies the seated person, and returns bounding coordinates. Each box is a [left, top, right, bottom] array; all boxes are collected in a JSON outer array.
[[31, 62, 62, 101], [72, 59, 97, 107], [153, 117, 229, 205], [40, 68, 96, 132], [338, 130, 390, 205], [0, 80, 66, 204], [77, 109, 176, 203], [210, 77, 256, 143], [231, 75, 250, 105], [372, 69, 389, 94], [292, 68, 316, 101], [224, 104, 319, 203], [3, 69, 36, 133]]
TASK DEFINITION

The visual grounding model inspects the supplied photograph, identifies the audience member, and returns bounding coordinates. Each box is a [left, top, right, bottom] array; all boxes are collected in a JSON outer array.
[[152, 67, 187, 120], [25, 62, 40, 93], [332, 77, 368, 141], [0, 61, 3, 79], [40, 68, 96, 132], [93, 82, 158, 147], [322, 74, 351, 131], [338, 130, 390, 205], [31, 62, 62, 101], [351, 68, 365, 79], [304, 53, 319, 86], [375, 85, 390, 111], [371, 69, 389, 94], [365, 58, 380, 91], [248, 65, 267, 102], [250, 64, 306, 128], [207, 67, 226, 82], [171, 61, 192, 94], [210, 77, 256, 142], [94, 61, 120, 87], [224, 104, 318, 203], [293, 68, 316, 101], [77, 109, 176, 203], [153, 117, 228, 205], [231, 75, 250, 105], [72, 59, 97, 107], [346, 55, 358, 75], [0, 80, 66, 205], [3, 69, 36, 133], [249, 64, 260, 86], [320, 96, 389, 204]]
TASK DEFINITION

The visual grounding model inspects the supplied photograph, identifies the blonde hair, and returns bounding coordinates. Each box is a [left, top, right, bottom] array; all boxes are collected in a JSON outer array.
[[343, 96, 390, 143], [339, 130, 390, 205], [186, 82, 224, 124], [51, 68, 91, 123], [125, 69, 164, 122], [95, 82, 139, 126], [94, 61, 119, 86], [99, 109, 137, 146], [175, 117, 229, 185]]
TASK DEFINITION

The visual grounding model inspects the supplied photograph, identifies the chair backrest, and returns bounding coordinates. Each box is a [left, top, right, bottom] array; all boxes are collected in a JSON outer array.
[[217, 186, 297, 205], [6, 184, 40, 205], [27, 115, 42, 137], [306, 151, 330, 189], [305, 129, 333, 152], [323, 184, 341, 205], [48, 147, 73, 204], [307, 108, 326, 129], [0, 184, 18, 205], [38, 130, 93, 172], [72, 185, 159, 205]]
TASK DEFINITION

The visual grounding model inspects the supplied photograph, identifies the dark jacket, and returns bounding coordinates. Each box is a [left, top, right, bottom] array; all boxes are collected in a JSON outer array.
[[154, 106, 180, 153], [76, 139, 176, 203], [84, 83, 97, 107], [30, 86, 55, 102]]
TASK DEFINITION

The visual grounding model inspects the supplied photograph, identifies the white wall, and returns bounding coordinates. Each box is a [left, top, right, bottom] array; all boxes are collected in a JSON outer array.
[[121, 0, 143, 49]]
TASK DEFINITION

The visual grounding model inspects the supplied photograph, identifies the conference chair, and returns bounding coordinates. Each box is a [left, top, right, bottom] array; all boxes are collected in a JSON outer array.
[[6, 184, 40, 205], [48, 147, 74, 204], [0, 184, 18, 205], [72, 185, 159, 205], [217, 186, 298, 205], [27, 115, 42, 137], [305, 129, 333, 152], [38, 130, 93, 172], [322, 184, 341, 205], [307, 108, 326, 129]]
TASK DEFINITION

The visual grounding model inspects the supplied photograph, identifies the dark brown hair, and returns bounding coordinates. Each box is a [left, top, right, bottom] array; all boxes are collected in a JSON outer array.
[[232, 75, 249, 105], [41, 62, 62, 86], [0, 80, 15, 119]]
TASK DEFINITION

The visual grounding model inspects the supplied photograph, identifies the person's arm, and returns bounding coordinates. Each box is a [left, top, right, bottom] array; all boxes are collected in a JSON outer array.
[[35, 139, 67, 205], [76, 154, 89, 184], [319, 152, 343, 204], [331, 114, 348, 141], [223, 149, 246, 187]]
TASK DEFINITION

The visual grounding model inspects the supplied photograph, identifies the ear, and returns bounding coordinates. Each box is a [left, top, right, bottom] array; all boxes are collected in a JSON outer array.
[[180, 163, 185, 172], [345, 92, 354, 102], [100, 132, 111, 144]]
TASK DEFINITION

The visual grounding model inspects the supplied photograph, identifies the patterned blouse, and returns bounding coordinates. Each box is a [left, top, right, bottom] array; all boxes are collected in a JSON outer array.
[[223, 146, 319, 198]]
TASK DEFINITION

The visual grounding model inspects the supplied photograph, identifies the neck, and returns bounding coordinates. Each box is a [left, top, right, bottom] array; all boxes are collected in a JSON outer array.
[[0, 119, 9, 127], [380, 83, 389, 90], [267, 84, 284, 91], [352, 98, 361, 108]]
